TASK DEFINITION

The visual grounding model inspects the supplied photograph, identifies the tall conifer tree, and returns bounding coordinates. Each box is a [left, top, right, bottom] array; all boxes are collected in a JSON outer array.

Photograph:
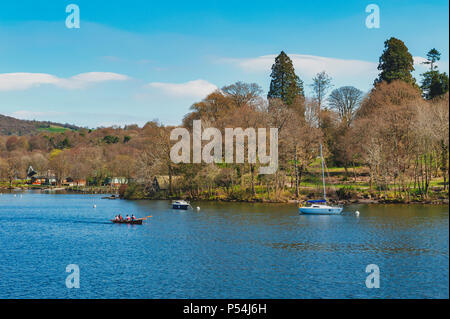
[[375, 37, 415, 85], [268, 51, 304, 105]]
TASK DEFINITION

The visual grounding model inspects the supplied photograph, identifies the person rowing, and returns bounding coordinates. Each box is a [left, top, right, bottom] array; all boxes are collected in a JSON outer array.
[[131, 214, 136, 221], [126, 214, 131, 221]]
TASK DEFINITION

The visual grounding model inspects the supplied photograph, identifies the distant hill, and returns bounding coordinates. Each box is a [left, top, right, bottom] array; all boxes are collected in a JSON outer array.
[[0, 114, 80, 136]]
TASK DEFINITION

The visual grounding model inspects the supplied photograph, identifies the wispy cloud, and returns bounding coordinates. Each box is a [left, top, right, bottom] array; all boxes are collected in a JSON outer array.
[[147, 79, 217, 99], [0, 73, 60, 91], [413, 56, 428, 65], [220, 53, 436, 91], [0, 72, 130, 91], [67, 72, 129, 88], [412, 56, 446, 73], [9, 110, 65, 119]]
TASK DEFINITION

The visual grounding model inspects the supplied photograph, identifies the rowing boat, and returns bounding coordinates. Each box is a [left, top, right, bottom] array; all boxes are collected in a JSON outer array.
[[111, 219, 143, 225]]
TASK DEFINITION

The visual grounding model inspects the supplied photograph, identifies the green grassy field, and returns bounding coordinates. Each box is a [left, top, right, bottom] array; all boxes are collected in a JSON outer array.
[[37, 125, 69, 133]]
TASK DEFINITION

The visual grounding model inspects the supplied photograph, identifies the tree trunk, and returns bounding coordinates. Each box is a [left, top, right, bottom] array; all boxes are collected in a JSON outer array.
[[250, 164, 256, 197], [294, 146, 299, 198], [352, 162, 357, 182], [168, 164, 173, 196]]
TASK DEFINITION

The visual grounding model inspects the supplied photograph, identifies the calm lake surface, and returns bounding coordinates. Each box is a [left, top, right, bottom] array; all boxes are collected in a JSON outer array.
[[0, 191, 448, 299]]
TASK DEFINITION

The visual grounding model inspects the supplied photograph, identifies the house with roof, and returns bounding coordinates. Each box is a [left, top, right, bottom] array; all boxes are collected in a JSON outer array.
[[105, 177, 128, 187], [26, 166, 57, 185]]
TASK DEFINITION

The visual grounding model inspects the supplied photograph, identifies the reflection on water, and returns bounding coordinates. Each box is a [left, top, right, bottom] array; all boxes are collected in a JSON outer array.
[[0, 191, 448, 299]]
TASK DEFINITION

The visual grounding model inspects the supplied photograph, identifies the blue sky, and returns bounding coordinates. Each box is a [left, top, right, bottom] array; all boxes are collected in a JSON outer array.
[[0, 0, 448, 128]]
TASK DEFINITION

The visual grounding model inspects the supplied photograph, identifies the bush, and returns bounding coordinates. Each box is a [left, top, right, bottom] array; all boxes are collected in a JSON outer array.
[[336, 186, 358, 200], [123, 183, 146, 199], [103, 135, 119, 144], [376, 184, 389, 191]]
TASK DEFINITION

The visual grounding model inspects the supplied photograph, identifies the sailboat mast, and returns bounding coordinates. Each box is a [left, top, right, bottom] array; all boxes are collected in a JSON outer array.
[[320, 144, 326, 201]]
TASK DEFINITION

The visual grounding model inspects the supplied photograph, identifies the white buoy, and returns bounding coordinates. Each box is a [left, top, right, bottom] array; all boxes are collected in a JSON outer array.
[[93, 204, 96, 208], [196, 206, 200, 211], [355, 210, 360, 216]]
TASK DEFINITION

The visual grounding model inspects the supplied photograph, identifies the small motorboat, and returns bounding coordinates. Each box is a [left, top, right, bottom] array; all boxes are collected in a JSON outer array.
[[172, 200, 190, 210], [111, 219, 143, 225]]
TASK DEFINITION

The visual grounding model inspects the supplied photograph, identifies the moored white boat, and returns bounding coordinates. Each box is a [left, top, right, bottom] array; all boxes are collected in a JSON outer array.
[[172, 200, 190, 210], [299, 144, 343, 215], [299, 200, 343, 215]]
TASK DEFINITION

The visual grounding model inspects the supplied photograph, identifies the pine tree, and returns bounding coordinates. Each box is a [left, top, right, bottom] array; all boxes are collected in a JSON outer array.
[[421, 71, 449, 100], [268, 51, 304, 105], [423, 48, 441, 71], [374, 37, 415, 85], [420, 48, 449, 99]]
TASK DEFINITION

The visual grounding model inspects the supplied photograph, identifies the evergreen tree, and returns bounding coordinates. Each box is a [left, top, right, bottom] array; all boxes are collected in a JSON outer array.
[[423, 48, 441, 71], [420, 48, 449, 99], [421, 71, 449, 100], [268, 51, 304, 105], [375, 37, 415, 85]]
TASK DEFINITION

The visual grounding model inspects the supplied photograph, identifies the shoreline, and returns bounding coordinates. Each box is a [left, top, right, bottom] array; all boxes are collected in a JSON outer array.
[[1, 187, 448, 205]]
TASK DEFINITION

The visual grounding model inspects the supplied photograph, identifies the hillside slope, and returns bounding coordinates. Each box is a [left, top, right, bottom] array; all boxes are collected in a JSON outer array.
[[0, 114, 79, 135]]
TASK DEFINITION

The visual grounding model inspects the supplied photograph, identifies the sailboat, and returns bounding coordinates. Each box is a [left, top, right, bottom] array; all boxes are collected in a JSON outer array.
[[299, 144, 343, 215]]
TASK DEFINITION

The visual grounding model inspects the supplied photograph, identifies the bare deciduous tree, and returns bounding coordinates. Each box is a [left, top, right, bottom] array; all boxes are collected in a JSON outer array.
[[328, 86, 364, 126], [310, 71, 333, 111]]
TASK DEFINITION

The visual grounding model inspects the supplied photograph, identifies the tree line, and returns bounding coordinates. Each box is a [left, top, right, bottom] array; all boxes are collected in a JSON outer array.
[[0, 37, 448, 202]]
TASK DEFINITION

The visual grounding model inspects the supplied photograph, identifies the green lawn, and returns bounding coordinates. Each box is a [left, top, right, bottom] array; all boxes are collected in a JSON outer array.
[[430, 178, 446, 187], [299, 181, 370, 190], [37, 125, 69, 133]]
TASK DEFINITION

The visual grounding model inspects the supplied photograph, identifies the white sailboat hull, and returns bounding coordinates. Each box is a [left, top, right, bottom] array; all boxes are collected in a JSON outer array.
[[299, 206, 343, 215]]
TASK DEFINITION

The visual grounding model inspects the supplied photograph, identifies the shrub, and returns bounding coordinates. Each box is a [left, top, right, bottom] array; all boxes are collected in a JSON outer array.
[[336, 186, 357, 200], [123, 183, 146, 199]]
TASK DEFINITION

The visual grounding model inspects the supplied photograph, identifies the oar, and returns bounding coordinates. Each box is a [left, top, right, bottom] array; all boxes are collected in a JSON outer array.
[[140, 215, 153, 220]]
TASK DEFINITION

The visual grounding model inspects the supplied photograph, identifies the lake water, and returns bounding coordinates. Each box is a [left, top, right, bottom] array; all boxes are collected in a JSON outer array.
[[0, 191, 448, 299]]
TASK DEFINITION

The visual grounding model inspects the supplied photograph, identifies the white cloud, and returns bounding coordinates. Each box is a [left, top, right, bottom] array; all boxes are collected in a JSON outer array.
[[224, 54, 436, 78], [70, 72, 129, 83], [414, 56, 449, 75], [412, 56, 441, 74], [0, 73, 60, 91], [61, 72, 130, 89], [9, 110, 65, 119], [413, 56, 428, 65], [147, 79, 217, 99], [0, 72, 130, 91], [221, 54, 378, 79]]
